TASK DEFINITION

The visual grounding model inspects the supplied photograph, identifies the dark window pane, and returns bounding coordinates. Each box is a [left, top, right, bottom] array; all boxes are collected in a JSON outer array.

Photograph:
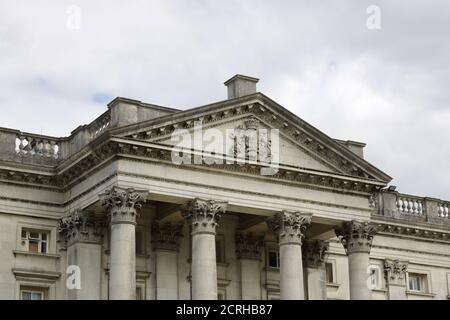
[[268, 251, 278, 268], [21, 230, 27, 239], [135, 230, 143, 254], [41, 233, 47, 241], [325, 263, 333, 283], [215, 239, 224, 263], [41, 242, 47, 253]]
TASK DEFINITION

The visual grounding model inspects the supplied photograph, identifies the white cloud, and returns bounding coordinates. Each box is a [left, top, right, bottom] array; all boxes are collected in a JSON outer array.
[[0, 0, 449, 199]]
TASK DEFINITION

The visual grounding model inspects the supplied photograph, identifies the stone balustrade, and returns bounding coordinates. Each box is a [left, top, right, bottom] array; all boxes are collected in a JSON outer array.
[[15, 134, 60, 159], [0, 110, 112, 165], [89, 111, 111, 137], [396, 195, 424, 216], [374, 190, 450, 227]]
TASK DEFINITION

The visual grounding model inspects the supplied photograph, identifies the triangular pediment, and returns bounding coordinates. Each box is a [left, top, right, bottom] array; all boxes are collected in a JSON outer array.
[[111, 93, 392, 183], [153, 115, 340, 174]]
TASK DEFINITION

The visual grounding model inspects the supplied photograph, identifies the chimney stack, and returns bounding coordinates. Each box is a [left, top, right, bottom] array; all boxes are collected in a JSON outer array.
[[224, 74, 259, 99]]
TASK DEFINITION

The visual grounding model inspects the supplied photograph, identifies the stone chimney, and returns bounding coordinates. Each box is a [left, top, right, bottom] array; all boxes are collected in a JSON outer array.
[[224, 74, 259, 99]]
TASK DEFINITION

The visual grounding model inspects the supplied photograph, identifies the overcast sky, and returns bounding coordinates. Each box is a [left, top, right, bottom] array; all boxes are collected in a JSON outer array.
[[1, 1, 449, 199]]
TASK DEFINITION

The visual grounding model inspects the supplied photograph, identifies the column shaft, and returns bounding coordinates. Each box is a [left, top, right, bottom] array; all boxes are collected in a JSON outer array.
[[109, 223, 136, 300], [336, 220, 378, 300], [182, 198, 227, 300], [191, 233, 217, 299], [280, 243, 304, 300], [100, 186, 145, 300], [267, 211, 311, 300], [348, 252, 371, 300]]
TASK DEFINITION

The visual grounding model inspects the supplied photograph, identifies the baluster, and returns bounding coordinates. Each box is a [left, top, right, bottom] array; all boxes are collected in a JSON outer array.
[[23, 138, 32, 153], [418, 202, 423, 215], [396, 198, 402, 212], [406, 199, 412, 214], [438, 204, 444, 217], [35, 140, 43, 155], [42, 140, 51, 157], [18, 137, 26, 153]]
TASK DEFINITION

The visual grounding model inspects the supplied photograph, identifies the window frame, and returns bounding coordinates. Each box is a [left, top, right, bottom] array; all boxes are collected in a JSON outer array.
[[267, 249, 280, 269], [325, 262, 334, 284], [368, 265, 383, 290], [407, 272, 428, 293], [17, 222, 56, 254], [21, 229, 49, 254], [19, 285, 48, 300]]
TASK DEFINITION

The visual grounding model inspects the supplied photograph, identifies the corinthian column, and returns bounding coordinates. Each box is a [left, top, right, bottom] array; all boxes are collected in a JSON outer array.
[[100, 187, 146, 300], [236, 233, 263, 300], [384, 259, 408, 300], [303, 239, 329, 300], [58, 210, 103, 300], [181, 198, 227, 300], [151, 221, 184, 300], [267, 211, 311, 300], [336, 220, 378, 300]]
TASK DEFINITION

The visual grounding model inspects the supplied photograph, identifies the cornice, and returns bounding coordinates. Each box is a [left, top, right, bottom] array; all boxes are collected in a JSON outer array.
[[0, 137, 385, 196], [374, 221, 450, 243]]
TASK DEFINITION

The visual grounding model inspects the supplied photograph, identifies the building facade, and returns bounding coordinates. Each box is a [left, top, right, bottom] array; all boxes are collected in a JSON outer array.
[[0, 74, 449, 300]]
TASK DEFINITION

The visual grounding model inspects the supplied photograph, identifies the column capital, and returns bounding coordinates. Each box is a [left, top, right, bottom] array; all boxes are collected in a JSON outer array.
[[336, 220, 378, 254], [236, 233, 263, 260], [151, 221, 184, 251], [181, 198, 227, 235], [100, 186, 146, 225], [384, 259, 408, 286], [266, 211, 312, 246], [58, 210, 103, 247], [302, 239, 329, 268]]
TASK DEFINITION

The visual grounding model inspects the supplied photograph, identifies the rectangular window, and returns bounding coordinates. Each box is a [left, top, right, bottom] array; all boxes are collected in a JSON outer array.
[[268, 250, 280, 268], [368, 266, 381, 289], [215, 236, 225, 263], [21, 229, 49, 254], [325, 262, 334, 283], [408, 273, 427, 292], [20, 286, 46, 300], [135, 229, 144, 255]]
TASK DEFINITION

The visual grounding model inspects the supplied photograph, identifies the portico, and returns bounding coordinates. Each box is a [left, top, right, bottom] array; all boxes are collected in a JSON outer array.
[[1, 75, 450, 300]]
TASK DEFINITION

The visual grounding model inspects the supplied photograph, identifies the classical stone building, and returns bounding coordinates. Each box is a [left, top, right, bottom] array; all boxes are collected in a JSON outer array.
[[0, 74, 449, 300]]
